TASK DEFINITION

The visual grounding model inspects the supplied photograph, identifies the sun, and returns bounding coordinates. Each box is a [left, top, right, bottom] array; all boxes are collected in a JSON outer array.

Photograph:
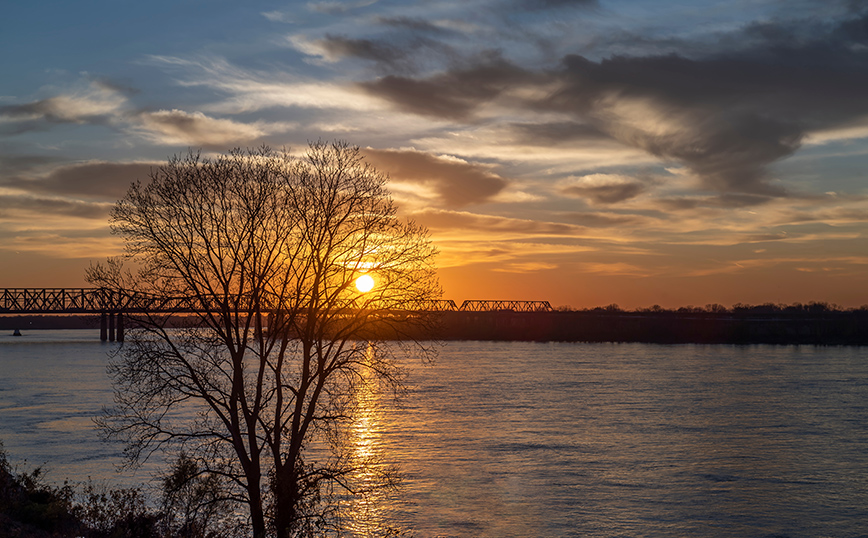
[[355, 274, 375, 293]]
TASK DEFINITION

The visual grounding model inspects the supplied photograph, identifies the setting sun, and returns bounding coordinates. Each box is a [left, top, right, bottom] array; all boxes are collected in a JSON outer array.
[[355, 274, 375, 293]]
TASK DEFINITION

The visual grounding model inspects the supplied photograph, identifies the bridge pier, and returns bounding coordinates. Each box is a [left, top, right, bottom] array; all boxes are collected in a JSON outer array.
[[117, 312, 124, 343], [100, 312, 124, 342]]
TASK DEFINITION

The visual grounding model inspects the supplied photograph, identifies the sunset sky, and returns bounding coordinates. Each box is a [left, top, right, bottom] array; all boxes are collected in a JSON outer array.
[[2, 0, 868, 308]]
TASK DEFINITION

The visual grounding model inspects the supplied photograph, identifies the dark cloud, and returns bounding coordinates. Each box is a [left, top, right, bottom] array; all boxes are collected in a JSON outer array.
[[361, 9, 868, 197], [0, 194, 111, 220], [508, 121, 609, 144], [375, 16, 454, 35], [657, 194, 775, 210], [3, 162, 156, 200], [0, 99, 63, 120], [543, 53, 810, 196], [313, 21, 461, 74], [364, 148, 508, 206], [560, 212, 640, 227], [359, 55, 534, 120], [561, 182, 645, 204], [554, 12, 868, 195], [318, 34, 410, 68], [0, 119, 54, 136]]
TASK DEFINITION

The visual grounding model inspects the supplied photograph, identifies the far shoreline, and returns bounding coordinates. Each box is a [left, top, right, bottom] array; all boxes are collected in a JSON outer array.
[[2, 303, 867, 346]]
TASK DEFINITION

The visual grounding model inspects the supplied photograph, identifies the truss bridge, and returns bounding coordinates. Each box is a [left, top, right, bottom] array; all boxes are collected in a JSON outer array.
[[1, 288, 553, 341]]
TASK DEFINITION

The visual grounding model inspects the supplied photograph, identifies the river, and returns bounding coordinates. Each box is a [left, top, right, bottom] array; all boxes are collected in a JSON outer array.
[[1, 330, 866, 537]]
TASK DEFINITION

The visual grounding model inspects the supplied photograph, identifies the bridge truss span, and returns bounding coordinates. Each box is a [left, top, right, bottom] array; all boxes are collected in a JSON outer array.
[[1, 289, 554, 314], [459, 300, 553, 312]]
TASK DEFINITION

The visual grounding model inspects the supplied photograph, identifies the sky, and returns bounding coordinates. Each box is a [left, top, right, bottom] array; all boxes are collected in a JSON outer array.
[[2, 0, 868, 309]]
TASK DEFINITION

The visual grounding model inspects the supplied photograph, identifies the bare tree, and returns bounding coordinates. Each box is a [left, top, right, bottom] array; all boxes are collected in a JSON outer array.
[[87, 142, 440, 537]]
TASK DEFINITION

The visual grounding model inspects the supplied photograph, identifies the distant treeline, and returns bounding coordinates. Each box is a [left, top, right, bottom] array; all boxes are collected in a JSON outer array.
[[435, 302, 868, 345], [0, 315, 98, 331], [570, 301, 867, 316], [3, 302, 868, 344]]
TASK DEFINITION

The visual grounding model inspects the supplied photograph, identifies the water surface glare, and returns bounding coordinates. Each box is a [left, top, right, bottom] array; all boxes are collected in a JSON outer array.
[[1, 332, 866, 536]]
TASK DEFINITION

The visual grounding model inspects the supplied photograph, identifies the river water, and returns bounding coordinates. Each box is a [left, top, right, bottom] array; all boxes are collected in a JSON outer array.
[[1, 330, 866, 537]]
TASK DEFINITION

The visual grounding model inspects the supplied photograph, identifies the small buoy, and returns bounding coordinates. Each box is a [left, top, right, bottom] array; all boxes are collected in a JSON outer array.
[[12, 329, 22, 336]]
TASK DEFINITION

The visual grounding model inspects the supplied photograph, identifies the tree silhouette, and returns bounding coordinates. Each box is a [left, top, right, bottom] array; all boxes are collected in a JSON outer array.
[[87, 141, 440, 537]]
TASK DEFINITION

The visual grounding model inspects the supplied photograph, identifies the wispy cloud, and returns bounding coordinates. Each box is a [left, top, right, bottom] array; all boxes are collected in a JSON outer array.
[[134, 110, 277, 147], [147, 55, 391, 115], [365, 148, 508, 207], [0, 74, 292, 148], [0, 81, 126, 131]]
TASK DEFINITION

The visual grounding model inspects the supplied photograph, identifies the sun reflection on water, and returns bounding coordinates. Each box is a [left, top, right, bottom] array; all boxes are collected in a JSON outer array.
[[342, 344, 404, 538]]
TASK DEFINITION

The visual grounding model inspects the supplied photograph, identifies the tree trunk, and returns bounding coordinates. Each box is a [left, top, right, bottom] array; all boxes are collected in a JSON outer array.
[[249, 481, 267, 538], [274, 465, 301, 538]]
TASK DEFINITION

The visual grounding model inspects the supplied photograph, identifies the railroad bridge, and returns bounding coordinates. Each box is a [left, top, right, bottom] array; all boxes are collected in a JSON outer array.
[[0, 288, 552, 342]]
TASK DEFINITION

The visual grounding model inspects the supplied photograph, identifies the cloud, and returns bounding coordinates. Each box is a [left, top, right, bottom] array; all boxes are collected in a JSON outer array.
[[306, 0, 377, 15], [375, 16, 457, 35], [0, 81, 126, 130], [0, 153, 63, 174], [135, 110, 269, 147], [2, 161, 157, 200], [0, 75, 280, 148], [491, 261, 559, 273], [298, 32, 458, 74], [656, 194, 775, 210], [364, 148, 508, 206], [540, 54, 806, 196], [314, 35, 409, 66], [412, 208, 581, 236], [147, 55, 389, 115], [508, 121, 610, 145], [575, 261, 649, 276], [560, 212, 642, 227], [359, 55, 534, 120], [741, 231, 792, 243], [358, 9, 868, 196], [262, 10, 294, 22], [559, 173, 646, 204], [0, 228, 119, 258], [0, 194, 111, 220]]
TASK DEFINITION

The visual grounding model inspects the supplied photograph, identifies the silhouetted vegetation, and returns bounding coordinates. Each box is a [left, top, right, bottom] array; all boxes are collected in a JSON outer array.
[[85, 142, 439, 537], [435, 302, 868, 344], [0, 443, 240, 537]]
